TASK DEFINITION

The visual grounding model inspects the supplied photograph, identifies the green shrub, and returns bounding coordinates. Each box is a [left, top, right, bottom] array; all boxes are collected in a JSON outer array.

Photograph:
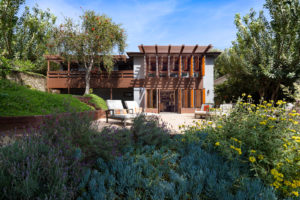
[[0, 79, 93, 116], [0, 135, 81, 200], [185, 95, 300, 198], [84, 94, 108, 110], [0, 56, 12, 78]]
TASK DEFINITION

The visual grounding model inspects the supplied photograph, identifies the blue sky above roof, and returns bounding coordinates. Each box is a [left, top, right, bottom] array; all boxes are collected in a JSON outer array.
[[26, 0, 266, 52]]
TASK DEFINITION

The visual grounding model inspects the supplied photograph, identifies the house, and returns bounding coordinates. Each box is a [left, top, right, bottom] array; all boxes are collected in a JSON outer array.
[[46, 44, 220, 113]]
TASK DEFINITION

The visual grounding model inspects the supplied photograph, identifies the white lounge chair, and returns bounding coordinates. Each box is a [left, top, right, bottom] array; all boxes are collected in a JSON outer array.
[[106, 100, 136, 126], [124, 101, 159, 117]]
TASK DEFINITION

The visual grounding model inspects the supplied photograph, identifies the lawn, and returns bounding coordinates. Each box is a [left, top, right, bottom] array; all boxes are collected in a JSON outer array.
[[0, 79, 93, 116], [84, 93, 108, 110]]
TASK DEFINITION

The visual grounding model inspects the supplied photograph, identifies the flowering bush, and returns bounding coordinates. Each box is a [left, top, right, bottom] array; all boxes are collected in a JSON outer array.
[[184, 95, 299, 198]]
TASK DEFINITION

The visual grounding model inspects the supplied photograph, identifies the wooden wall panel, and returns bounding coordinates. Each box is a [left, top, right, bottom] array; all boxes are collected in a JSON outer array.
[[202, 56, 205, 76], [202, 89, 206, 104]]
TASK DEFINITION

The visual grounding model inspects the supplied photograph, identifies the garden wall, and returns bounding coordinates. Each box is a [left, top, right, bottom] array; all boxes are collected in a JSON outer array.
[[0, 110, 105, 133], [7, 70, 47, 91]]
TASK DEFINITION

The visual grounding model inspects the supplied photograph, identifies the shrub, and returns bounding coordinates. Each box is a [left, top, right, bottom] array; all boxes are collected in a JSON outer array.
[[0, 134, 81, 200], [84, 94, 108, 110], [77, 142, 277, 199], [185, 96, 300, 198]]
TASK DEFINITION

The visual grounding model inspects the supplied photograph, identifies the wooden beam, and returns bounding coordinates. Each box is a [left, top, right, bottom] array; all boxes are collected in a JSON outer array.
[[180, 44, 185, 55], [202, 89, 206, 104], [110, 88, 113, 99], [192, 44, 198, 54], [140, 44, 145, 53]]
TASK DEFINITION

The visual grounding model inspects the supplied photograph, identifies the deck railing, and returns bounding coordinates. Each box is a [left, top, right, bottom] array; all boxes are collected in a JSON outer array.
[[47, 70, 134, 79]]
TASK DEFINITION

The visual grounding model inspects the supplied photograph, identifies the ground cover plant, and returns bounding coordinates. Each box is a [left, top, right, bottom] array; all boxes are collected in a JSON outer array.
[[182, 95, 300, 198], [84, 94, 108, 110], [0, 79, 93, 116]]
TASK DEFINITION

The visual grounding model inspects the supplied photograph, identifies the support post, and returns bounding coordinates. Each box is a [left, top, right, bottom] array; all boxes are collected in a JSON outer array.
[[190, 89, 194, 108], [144, 89, 147, 110], [47, 60, 50, 72], [144, 55, 147, 78], [110, 88, 113, 100], [190, 56, 194, 77], [202, 56, 205, 76]]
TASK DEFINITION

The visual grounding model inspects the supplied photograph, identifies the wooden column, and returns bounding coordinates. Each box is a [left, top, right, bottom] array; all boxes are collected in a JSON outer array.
[[67, 61, 70, 94], [202, 89, 206, 104], [157, 89, 159, 112], [184, 89, 188, 108], [201, 56, 205, 76], [167, 56, 170, 77], [190, 56, 194, 77], [144, 89, 147, 110], [178, 89, 182, 113], [190, 89, 194, 108], [110, 88, 113, 100], [156, 56, 158, 77], [47, 60, 50, 93], [179, 56, 182, 77]]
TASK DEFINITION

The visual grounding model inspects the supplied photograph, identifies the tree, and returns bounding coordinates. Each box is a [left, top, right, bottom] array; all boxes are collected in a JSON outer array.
[[52, 10, 126, 95], [215, 0, 300, 101], [0, 0, 25, 58]]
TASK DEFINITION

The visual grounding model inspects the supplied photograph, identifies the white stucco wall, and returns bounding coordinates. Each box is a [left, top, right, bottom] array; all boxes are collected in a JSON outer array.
[[133, 56, 145, 107], [203, 56, 214, 104]]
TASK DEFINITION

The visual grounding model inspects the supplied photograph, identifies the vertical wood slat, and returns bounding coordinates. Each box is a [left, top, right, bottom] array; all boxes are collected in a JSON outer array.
[[196, 90, 201, 108], [202, 89, 206, 104], [150, 89, 153, 108], [157, 89, 160, 112], [179, 56, 182, 77], [148, 55, 151, 76], [184, 56, 188, 71], [184, 89, 188, 108], [144, 89, 147, 109], [195, 56, 199, 71], [190, 89, 194, 108], [202, 56, 205, 76], [190, 56, 193, 77]]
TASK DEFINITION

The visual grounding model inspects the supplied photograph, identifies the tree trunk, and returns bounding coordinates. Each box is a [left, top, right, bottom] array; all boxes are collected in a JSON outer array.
[[271, 82, 280, 101], [84, 64, 93, 95]]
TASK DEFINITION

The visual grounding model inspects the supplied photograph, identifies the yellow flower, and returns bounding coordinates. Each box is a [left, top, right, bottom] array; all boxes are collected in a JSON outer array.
[[207, 121, 213, 125], [272, 181, 281, 189], [291, 191, 298, 197], [236, 148, 242, 155], [231, 137, 238, 142], [287, 128, 296, 133], [242, 93, 246, 97], [268, 117, 276, 121], [217, 125, 223, 129], [289, 113, 296, 117], [215, 142, 220, 146], [258, 155, 264, 160], [249, 156, 256, 163], [292, 110, 296, 113], [260, 121, 267, 125], [293, 121, 298, 125], [283, 144, 287, 149], [250, 150, 256, 153], [269, 125, 274, 129], [247, 95, 252, 98], [182, 138, 186, 142], [267, 103, 272, 107], [284, 180, 291, 186], [230, 145, 235, 149], [271, 169, 278, 176]]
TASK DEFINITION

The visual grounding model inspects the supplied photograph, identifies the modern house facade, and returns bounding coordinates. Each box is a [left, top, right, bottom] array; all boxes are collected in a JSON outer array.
[[46, 45, 220, 113]]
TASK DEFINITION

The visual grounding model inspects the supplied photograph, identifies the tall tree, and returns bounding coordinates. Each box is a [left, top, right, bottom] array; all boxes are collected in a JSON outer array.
[[0, 0, 25, 58], [52, 10, 126, 95], [215, 0, 300, 101]]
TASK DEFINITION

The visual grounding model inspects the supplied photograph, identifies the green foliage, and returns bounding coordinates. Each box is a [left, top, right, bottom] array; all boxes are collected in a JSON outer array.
[[187, 96, 300, 198], [0, 55, 12, 78], [0, 79, 93, 116], [0, 134, 81, 200], [215, 0, 300, 101], [52, 10, 127, 94], [0, 1, 56, 74], [84, 93, 108, 110]]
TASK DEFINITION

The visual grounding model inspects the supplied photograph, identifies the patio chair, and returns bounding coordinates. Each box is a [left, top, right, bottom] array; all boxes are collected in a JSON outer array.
[[124, 101, 159, 117], [195, 104, 212, 119], [106, 100, 136, 126], [209, 103, 233, 118]]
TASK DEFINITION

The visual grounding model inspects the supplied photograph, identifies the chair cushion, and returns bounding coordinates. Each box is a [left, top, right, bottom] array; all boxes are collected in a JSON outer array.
[[106, 100, 124, 110], [204, 105, 210, 111]]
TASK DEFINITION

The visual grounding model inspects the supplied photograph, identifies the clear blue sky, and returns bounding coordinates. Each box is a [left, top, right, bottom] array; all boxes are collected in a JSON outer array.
[[26, 0, 266, 52]]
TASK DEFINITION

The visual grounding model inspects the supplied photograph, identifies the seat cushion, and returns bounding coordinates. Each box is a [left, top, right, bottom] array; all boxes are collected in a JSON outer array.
[[112, 114, 136, 119]]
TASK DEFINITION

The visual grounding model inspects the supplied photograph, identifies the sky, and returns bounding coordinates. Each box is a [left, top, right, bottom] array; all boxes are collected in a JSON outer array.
[[25, 0, 266, 52]]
